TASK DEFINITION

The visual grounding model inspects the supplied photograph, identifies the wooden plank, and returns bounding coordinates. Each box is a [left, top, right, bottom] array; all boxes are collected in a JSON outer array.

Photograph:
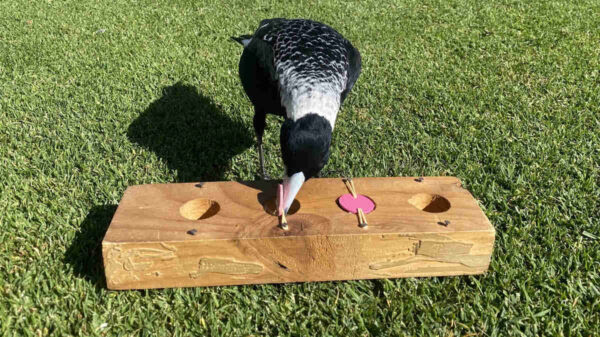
[[102, 177, 495, 290]]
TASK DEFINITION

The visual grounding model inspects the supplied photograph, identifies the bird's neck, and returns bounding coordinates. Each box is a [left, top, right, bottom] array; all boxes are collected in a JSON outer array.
[[282, 88, 340, 130]]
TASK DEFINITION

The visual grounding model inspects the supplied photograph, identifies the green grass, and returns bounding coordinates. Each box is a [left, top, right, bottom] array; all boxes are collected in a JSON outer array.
[[1, 0, 599, 335]]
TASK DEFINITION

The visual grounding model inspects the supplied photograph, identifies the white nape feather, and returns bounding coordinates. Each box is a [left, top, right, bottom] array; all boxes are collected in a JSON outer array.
[[281, 85, 340, 129], [277, 61, 346, 130]]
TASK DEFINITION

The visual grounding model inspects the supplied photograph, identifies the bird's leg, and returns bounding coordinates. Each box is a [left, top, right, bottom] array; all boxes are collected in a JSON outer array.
[[253, 110, 269, 180], [258, 139, 268, 180]]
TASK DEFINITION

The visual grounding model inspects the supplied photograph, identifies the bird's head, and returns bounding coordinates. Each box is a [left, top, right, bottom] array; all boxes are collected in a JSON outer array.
[[278, 113, 332, 214]]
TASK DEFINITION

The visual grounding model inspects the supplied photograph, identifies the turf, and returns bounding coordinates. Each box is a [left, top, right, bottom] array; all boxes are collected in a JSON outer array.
[[1, 0, 599, 335]]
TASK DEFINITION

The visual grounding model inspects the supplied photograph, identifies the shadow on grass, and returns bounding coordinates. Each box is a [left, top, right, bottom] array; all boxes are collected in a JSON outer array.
[[64, 205, 117, 288], [127, 83, 254, 182]]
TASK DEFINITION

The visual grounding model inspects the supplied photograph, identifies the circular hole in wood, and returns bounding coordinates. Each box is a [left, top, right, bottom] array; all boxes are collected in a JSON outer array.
[[264, 198, 301, 216], [408, 193, 451, 213], [180, 198, 220, 220]]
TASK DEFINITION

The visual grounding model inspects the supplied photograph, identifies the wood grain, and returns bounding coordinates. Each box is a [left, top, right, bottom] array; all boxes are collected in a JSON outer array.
[[102, 177, 495, 290]]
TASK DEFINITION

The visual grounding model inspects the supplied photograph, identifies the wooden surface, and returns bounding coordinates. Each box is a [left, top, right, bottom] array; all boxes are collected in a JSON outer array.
[[102, 177, 495, 290]]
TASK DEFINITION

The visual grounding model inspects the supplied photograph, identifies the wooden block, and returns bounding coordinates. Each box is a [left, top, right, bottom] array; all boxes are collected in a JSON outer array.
[[102, 177, 495, 290]]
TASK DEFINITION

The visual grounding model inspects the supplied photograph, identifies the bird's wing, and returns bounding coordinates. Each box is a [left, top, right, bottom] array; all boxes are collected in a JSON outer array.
[[341, 44, 362, 104], [242, 19, 287, 83]]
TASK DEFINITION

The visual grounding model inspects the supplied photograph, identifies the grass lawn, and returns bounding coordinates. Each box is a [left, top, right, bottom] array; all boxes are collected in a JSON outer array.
[[1, 0, 599, 335]]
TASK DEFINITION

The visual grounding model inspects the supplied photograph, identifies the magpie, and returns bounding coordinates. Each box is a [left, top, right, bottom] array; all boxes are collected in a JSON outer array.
[[232, 18, 361, 215]]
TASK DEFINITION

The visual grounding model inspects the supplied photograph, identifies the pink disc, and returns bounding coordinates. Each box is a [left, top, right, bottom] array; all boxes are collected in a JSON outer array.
[[337, 194, 376, 214]]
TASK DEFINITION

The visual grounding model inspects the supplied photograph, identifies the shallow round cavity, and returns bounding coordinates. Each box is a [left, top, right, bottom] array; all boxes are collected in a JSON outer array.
[[264, 198, 301, 216], [180, 198, 220, 220], [408, 193, 451, 213]]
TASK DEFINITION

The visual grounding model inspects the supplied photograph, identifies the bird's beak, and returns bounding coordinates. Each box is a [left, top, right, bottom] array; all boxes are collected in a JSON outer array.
[[280, 172, 305, 215]]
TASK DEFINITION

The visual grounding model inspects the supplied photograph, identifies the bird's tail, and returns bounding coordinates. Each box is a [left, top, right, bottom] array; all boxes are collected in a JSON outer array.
[[230, 35, 252, 46]]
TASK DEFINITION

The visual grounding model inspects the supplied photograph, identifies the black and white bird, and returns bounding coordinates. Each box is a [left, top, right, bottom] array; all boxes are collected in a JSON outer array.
[[232, 18, 361, 215]]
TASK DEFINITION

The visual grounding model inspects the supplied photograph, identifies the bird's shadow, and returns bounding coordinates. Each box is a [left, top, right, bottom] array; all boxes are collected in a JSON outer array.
[[64, 204, 117, 289], [127, 83, 254, 182]]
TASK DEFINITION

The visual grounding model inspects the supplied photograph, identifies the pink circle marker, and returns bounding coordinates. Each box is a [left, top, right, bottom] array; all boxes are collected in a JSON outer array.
[[337, 194, 376, 214]]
